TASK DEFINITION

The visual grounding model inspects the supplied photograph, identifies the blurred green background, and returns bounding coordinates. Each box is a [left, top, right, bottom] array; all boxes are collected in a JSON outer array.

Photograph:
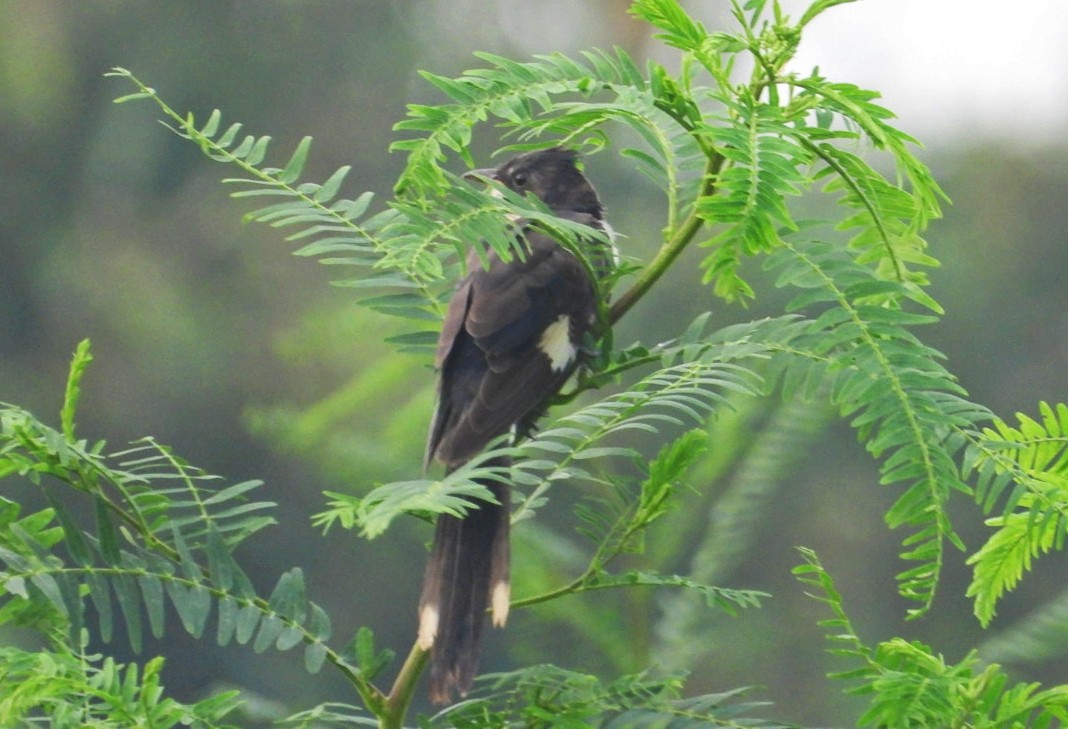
[[2, 1, 1067, 725]]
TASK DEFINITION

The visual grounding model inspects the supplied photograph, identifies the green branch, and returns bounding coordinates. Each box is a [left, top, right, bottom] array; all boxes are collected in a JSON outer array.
[[380, 643, 431, 728], [609, 151, 723, 325]]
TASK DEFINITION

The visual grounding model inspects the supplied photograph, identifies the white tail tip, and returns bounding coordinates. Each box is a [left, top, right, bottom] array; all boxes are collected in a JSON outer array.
[[418, 604, 439, 649], [491, 580, 511, 628]]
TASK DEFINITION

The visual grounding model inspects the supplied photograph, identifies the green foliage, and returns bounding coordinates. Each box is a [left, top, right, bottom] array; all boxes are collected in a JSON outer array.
[[391, 49, 647, 196], [0, 646, 241, 727], [0, 393, 321, 656], [107, 66, 616, 356], [0, 0, 1061, 726], [966, 402, 1068, 625], [796, 548, 1068, 728], [765, 238, 980, 614], [1, 342, 369, 720], [435, 665, 791, 728], [698, 95, 810, 300]]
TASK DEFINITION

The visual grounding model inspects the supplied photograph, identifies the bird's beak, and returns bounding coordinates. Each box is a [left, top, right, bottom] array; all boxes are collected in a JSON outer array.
[[463, 168, 498, 183]]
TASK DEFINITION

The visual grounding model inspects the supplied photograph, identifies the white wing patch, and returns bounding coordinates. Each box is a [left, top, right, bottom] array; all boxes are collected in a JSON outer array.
[[538, 315, 576, 372]]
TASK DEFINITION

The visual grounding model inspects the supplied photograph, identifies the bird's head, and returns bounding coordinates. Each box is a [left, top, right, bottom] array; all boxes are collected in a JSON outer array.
[[467, 147, 604, 219]]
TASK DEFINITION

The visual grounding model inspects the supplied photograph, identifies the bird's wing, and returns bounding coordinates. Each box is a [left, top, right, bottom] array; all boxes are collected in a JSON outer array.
[[428, 226, 596, 467]]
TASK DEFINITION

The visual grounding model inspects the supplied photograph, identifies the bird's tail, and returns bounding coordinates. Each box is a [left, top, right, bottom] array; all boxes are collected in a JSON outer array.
[[417, 472, 510, 704]]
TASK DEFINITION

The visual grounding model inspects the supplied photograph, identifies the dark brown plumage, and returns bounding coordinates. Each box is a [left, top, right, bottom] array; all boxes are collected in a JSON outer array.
[[419, 148, 611, 703]]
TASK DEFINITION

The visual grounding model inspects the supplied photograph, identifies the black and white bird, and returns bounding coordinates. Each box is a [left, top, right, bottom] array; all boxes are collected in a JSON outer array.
[[419, 147, 612, 703]]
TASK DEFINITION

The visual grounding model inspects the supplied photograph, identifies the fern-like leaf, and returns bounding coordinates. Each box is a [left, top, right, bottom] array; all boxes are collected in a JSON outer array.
[[438, 664, 797, 729], [768, 239, 986, 615], [698, 95, 811, 301], [965, 402, 1068, 625], [0, 648, 241, 727], [392, 49, 645, 197], [796, 546, 1068, 727], [0, 353, 350, 685]]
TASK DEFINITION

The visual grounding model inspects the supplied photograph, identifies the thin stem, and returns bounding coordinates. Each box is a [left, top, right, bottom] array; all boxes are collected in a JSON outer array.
[[552, 352, 662, 407], [511, 529, 642, 611], [511, 571, 595, 611], [380, 643, 431, 729], [513, 479, 651, 611]]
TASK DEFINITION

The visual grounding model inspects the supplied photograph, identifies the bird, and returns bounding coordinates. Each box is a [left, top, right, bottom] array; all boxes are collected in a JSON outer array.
[[419, 147, 612, 703]]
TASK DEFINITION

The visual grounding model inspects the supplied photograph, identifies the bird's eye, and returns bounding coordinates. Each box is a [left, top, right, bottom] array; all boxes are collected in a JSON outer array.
[[511, 172, 528, 187]]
